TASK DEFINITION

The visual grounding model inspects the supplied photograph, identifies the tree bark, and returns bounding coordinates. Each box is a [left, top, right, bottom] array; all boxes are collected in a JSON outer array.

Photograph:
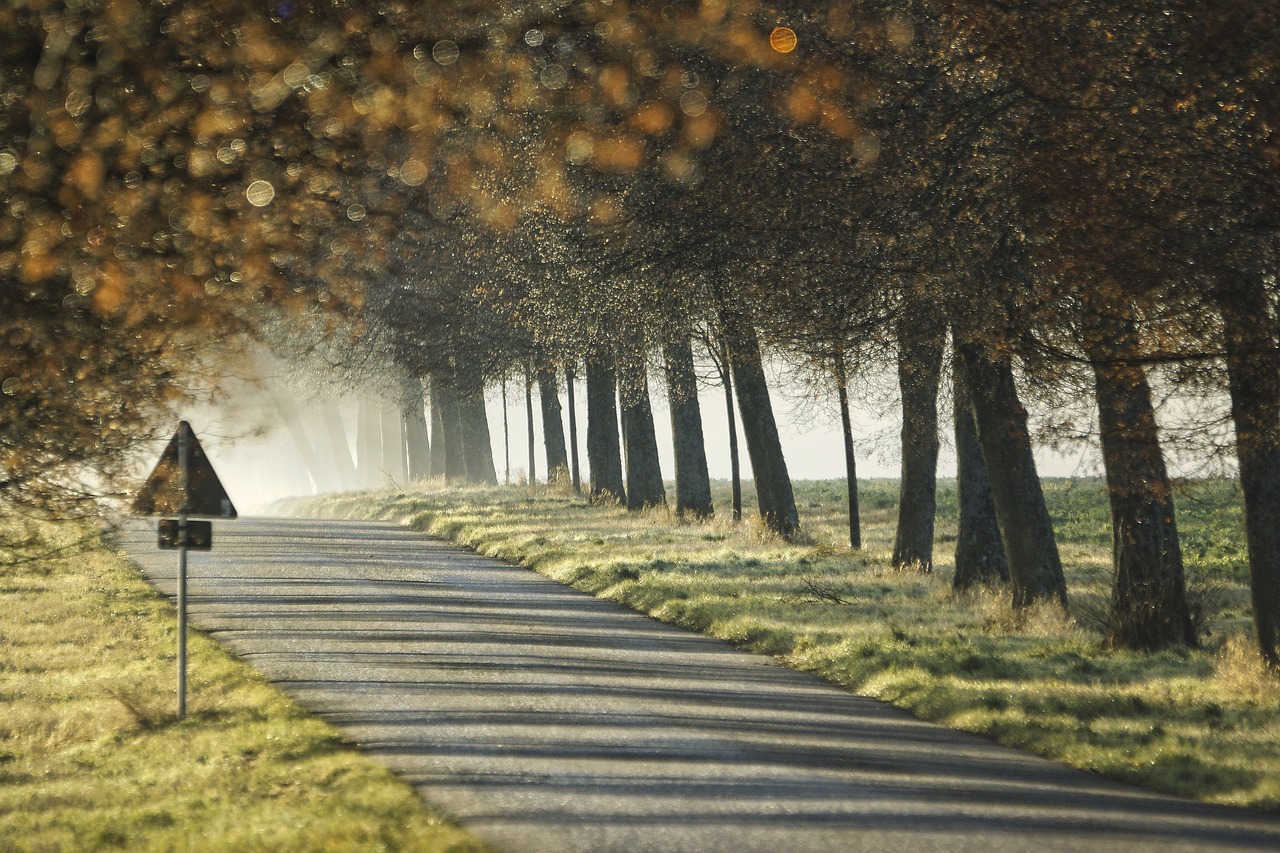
[[664, 336, 714, 518], [585, 355, 626, 503], [1218, 277, 1280, 667], [955, 338, 1068, 609], [893, 316, 945, 571], [525, 368, 536, 485], [833, 354, 861, 549], [1080, 312, 1195, 650], [427, 379, 447, 481], [720, 306, 799, 537], [401, 376, 432, 482], [566, 363, 582, 495], [501, 376, 510, 484], [952, 353, 1009, 591], [431, 376, 465, 481], [458, 381, 497, 485], [719, 339, 743, 522], [538, 364, 570, 484], [618, 357, 667, 510]]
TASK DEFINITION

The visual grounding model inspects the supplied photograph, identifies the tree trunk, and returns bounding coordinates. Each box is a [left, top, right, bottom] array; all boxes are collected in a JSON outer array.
[[538, 364, 570, 484], [566, 363, 582, 495], [834, 354, 861, 549], [1218, 278, 1280, 667], [618, 357, 667, 510], [501, 376, 510, 484], [401, 376, 432, 482], [585, 356, 626, 503], [720, 307, 798, 537], [357, 395, 385, 488], [431, 377, 465, 481], [379, 399, 407, 485], [952, 353, 1008, 591], [525, 369, 536, 485], [427, 378, 447, 481], [458, 381, 497, 485], [664, 336, 714, 518], [955, 338, 1067, 609], [319, 399, 358, 491], [274, 396, 331, 494], [893, 316, 944, 571], [1080, 312, 1195, 650], [719, 339, 743, 522]]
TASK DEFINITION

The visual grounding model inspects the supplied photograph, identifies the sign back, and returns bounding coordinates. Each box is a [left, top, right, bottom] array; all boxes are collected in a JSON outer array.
[[132, 421, 237, 518]]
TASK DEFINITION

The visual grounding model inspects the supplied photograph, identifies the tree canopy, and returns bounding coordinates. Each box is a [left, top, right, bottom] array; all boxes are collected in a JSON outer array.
[[4, 0, 1280, 660]]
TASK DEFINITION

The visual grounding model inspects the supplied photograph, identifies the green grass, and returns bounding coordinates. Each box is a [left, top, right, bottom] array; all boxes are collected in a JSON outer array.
[[0, 519, 487, 853], [286, 477, 1280, 813]]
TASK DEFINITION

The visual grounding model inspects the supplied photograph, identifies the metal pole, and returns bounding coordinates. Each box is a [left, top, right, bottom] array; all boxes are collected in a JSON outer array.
[[177, 421, 190, 719]]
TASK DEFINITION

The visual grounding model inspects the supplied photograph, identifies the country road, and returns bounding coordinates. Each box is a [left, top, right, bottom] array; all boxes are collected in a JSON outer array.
[[119, 517, 1280, 853]]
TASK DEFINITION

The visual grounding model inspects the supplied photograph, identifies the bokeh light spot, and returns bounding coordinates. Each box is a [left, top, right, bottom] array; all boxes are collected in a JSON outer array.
[[245, 180, 275, 206], [679, 90, 708, 117], [770, 27, 798, 54], [282, 61, 308, 88], [566, 133, 594, 164], [399, 159, 427, 186], [432, 40, 459, 65], [540, 64, 568, 89]]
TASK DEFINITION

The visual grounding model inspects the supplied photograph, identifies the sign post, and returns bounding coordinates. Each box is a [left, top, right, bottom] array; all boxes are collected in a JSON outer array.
[[176, 424, 189, 719], [133, 420, 236, 719]]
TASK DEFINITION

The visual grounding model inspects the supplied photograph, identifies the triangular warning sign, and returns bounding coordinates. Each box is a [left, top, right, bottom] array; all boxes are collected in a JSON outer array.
[[133, 421, 237, 518]]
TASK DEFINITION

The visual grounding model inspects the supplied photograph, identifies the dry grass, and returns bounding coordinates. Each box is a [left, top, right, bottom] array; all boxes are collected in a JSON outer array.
[[285, 477, 1280, 812], [0, 518, 487, 853]]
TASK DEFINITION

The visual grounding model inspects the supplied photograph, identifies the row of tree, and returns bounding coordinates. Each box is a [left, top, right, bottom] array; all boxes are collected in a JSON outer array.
[[3, 2, 1277, 664]]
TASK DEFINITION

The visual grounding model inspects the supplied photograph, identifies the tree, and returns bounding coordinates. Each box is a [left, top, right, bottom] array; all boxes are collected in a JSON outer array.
[[618, 354, 666, 511], [956, 337, 1068, 610], [565, 362, 583, 494], [703, 333, 744, 523], [1219, 277, 1280, 667], [402, 377, 432, 481], [891, 307, 945, 571], [951, 354, 1008, 591], [538, 363, 570, 484], [585, 354, 626, 503], [663, 335, 714, 518], [718, 300, 799, 537], [833, 353, 863, 549], [457, 380, 498, 485]]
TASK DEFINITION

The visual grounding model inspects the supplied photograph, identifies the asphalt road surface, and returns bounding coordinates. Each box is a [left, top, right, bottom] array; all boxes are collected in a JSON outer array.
[[118, 517, 1280, 853]]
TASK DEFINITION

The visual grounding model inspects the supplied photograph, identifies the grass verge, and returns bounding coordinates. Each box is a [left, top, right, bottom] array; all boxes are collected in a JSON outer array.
[[0, 518, 487, 853], [285, 477, 1280, 813]]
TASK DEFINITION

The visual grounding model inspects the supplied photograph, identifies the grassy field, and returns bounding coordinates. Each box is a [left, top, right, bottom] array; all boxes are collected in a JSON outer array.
[[288, 477, 1280, 813], [0, 519, 487, 852]]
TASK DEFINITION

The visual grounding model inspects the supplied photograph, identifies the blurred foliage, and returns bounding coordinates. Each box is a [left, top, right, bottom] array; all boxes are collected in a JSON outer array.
[[3, 2, 1278, 655]]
